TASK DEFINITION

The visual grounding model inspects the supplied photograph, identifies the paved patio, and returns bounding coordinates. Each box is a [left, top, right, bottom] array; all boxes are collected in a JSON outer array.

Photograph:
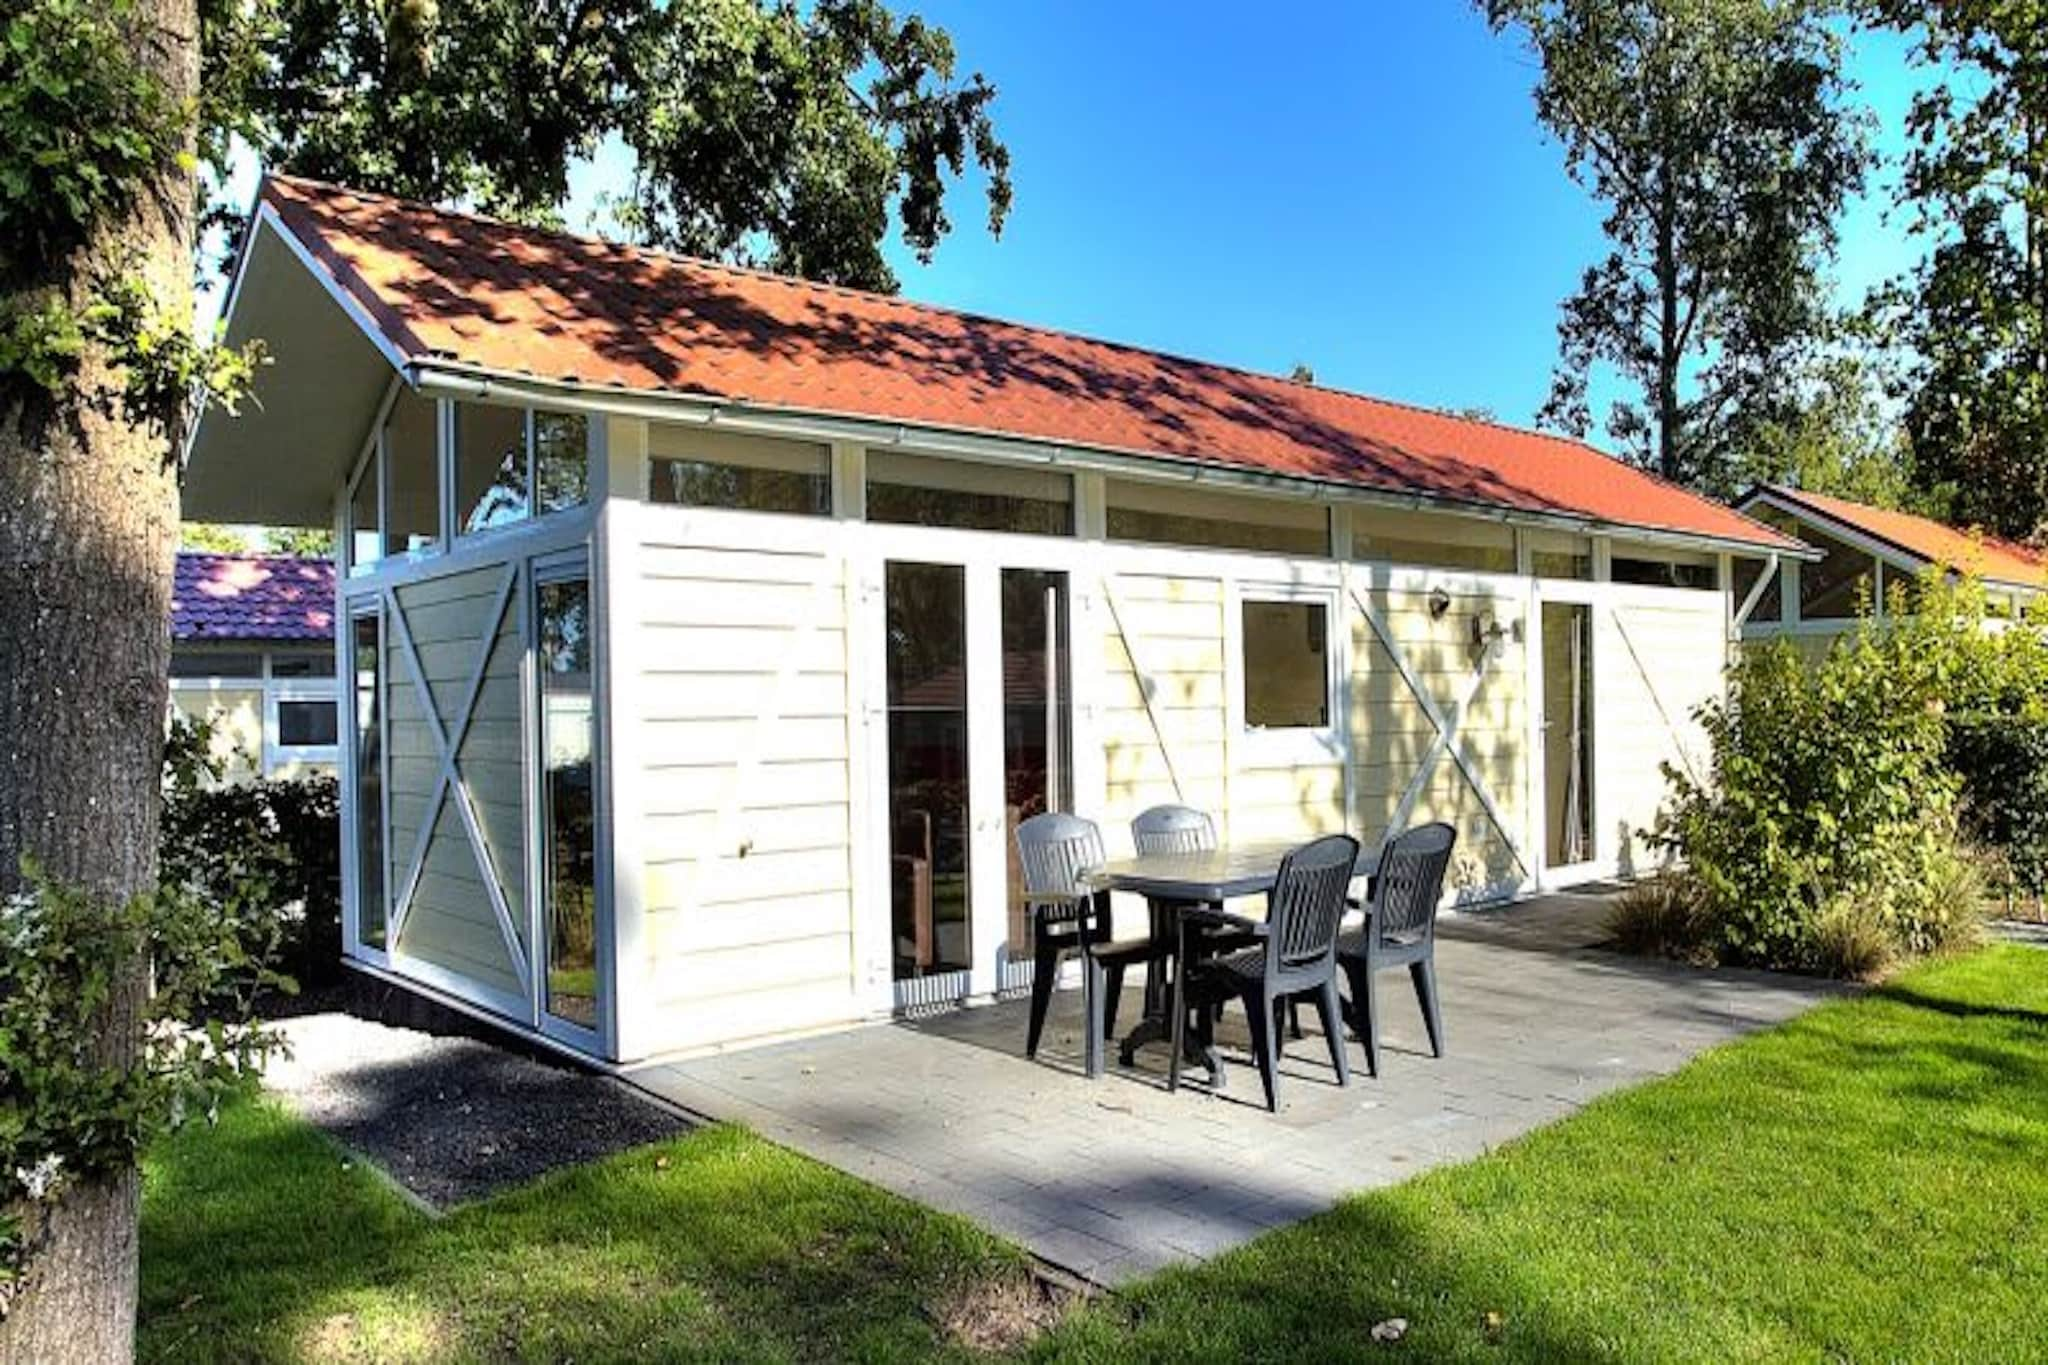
[[624, 891, 1845, 1286]]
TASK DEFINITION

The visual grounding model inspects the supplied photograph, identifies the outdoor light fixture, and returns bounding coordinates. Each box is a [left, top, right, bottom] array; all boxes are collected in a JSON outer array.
[[1428, 586, 1452, 620]]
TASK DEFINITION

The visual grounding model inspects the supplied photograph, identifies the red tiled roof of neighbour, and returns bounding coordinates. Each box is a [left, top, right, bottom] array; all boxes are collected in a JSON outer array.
[[258, 174, 1800, 553], [172, 552, 336, 642], [1758, 486, 2048, 590]]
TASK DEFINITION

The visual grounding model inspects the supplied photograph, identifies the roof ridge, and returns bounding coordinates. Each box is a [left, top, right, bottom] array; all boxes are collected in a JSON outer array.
[[265, 174, 1630, 466]]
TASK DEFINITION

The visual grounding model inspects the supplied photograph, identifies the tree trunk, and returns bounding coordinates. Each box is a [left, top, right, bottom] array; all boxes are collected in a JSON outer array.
[[0, 0, 196, 1354], [1655, 175, 1683, 485]]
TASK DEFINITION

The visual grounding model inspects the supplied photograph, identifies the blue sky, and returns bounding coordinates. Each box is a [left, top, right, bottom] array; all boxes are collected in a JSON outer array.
[[792, 2, 1933, 432], [225, 4, 1938, 438]]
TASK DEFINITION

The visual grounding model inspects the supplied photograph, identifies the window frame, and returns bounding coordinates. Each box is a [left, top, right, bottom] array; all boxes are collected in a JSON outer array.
[[343, 602, 390, 965], [1229, 579, 1343, 766]]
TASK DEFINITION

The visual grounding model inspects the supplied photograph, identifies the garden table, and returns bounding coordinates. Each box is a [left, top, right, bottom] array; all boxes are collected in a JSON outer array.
[[1088, 839, 1380, 1090]]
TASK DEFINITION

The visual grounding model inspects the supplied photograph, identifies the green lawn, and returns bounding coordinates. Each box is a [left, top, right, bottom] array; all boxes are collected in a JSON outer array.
[[141, 947, 2048, 1362]]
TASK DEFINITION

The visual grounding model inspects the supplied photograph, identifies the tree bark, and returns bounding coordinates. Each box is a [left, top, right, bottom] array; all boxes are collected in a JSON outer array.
[[1655, 172, 1683, 485], [0, 0, 196, 1355]]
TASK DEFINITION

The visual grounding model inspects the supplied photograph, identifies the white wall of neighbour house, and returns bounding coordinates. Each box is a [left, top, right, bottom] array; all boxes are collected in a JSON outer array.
[[168, 644, 340, 781]]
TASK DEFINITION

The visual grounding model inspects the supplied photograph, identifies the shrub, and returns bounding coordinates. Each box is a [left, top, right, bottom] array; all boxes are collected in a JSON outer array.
[[158, 715, 342, 991], [1, 868, 285, 1308], [1649, 573, 2002, 977], [1606, 873, 1711, 963], [1948, 711, 2048, 903], [1810, 895, 1895, 981]]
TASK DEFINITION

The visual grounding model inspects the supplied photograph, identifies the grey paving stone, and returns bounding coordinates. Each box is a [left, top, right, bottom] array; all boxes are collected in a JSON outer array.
[[621, 892, 1845, 1285]]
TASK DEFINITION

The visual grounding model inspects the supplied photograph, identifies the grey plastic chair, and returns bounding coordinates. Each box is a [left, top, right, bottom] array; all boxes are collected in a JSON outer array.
[[1131, 804, 1218, 856], [1338, 822, 1456, 1077], [1175, 833, 1359, 1111], [1016, 812, 1151, 1078]]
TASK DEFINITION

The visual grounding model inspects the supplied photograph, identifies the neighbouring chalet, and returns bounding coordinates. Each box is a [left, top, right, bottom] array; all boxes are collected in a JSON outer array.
[[1736, 485, 2048, 653], [169, 550, 339, 780], [183, 176, 1811, 1063]]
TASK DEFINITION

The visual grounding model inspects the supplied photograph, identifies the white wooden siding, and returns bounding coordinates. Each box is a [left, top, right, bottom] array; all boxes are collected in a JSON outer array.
[[1593, 589, 1726, 875], [632, 529, 859, 1054]]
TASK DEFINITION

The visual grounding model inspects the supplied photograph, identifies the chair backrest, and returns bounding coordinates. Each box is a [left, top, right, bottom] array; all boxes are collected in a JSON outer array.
[[1015, 812, 1107, 911], [1131, 804, 1217, 857], [1372, 822, 1457, 943], [1264, 834, 1360, 974]]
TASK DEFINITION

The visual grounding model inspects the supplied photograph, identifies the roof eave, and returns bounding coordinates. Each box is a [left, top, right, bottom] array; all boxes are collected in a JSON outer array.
[[411, 359, 1814, 562]]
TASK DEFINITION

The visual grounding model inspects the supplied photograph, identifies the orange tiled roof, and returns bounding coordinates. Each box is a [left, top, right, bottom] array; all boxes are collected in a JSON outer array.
[[259, 175, 1800, 553], [1760, 486, 2048, 589]]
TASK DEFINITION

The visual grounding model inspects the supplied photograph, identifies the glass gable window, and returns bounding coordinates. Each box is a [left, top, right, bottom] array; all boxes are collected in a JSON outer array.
[[383, 388, 441, 559], [1242, 599, 1331, 729], [456, 403, 529, 534], [1731, 556, 1783, 622], [866, 451, 1073, 536], [536, 411, 590, 513], [648, 424, 830, 515], [1612, 551, 1718, 590], [1349, 506, 1515, 573], [455, 403, 590, 536], [1107, 480, 1329, 556], [1796, 522, 1879, 619], [348, 443, 381, 574], [1527, 531, 1593, 581]]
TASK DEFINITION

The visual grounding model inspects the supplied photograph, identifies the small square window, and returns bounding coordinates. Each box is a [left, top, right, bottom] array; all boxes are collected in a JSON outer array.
[[1242, 600, 1330, 729], [277, 698, 339, 747]]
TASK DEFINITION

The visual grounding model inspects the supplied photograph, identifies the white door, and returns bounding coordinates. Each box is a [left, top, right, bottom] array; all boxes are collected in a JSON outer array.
[[878, 557, 1072, 1009], [1534, 590, 1602, 885]]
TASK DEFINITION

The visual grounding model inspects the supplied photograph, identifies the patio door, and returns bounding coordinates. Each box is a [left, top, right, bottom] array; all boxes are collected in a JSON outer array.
[[883, 559, 1071, 1009], [1537, 597, 1598, 882]]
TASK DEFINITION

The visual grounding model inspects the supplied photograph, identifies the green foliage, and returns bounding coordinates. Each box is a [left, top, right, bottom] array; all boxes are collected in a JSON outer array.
[[1866, 0, 2048, 540], [1481, 0, 1870, 493], [1747, 351, 1914, 509], [0, 0, 183, 274], [1651, 574, 2012, 974], [0, 867, 286, 1293], [159, 714, 341, 991], [243, 0, 1011, 293], [1948, 712, 2048, 899]]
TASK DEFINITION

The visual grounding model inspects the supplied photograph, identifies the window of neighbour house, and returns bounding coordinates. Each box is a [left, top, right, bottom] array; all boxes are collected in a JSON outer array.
[[1794, 522, 1878, 620], [1731, 555, 1783, 622], [647, 423, 831, 515], [865, 451, 1073, 536], [455, 403, 591, 536], [1241, 597, 1332, 731], [1107, 479, 1330, 556], [275, 696, 340, 747]]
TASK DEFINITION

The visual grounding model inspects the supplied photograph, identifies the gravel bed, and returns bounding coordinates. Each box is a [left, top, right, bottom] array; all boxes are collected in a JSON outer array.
[[266, 1012, 690, 1209]]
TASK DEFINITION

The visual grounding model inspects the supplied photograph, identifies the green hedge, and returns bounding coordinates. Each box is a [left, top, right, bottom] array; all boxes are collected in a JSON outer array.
[[1948, 711, 2048, 899]]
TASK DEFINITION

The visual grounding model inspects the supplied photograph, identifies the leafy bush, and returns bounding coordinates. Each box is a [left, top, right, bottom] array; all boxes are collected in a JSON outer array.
[[1648, 573, 1999, 976], [158, 715, 341, 991], [1948, 712, 2048, 903], [0, 868, 285, 1310]]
